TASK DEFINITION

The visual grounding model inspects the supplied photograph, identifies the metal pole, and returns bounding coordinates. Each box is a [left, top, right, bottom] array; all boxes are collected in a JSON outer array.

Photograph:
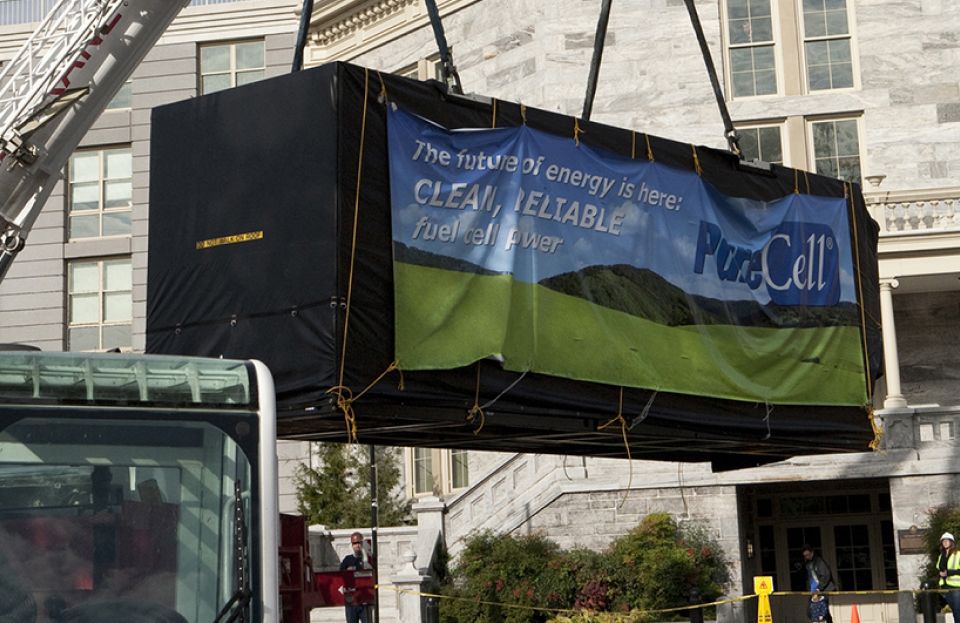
[[369, 444, 380, 623], [920, 583, 937, 623], [688, 587, 703, 623], [581, 0, 613, 121]]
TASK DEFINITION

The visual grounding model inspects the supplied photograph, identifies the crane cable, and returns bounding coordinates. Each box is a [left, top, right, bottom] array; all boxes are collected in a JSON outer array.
[[682, 0, 743, 157], [423, 0, 463, 95]]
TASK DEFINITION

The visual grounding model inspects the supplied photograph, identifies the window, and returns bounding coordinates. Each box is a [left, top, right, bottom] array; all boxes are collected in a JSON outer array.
[[68, 147, 132, 239], [450, 449, 469, 489], [396, 56, 442, 82], [407, 447, 470, 497], [737, 125, 784, 164], [106, 81, 132, 110], [810, 117, 861, 183], [801, 0, 854, 91], [726, 0, 777, 97], [834, 524, 872, 590], [723, 0, 857, 98], [413, 448, 433, 495], [199, 41, 265, 95], [68, 258, 132, 351]]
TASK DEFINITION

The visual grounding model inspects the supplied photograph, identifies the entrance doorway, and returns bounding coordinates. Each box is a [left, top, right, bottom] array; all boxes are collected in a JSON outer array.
[[740, 480, 898, 623]]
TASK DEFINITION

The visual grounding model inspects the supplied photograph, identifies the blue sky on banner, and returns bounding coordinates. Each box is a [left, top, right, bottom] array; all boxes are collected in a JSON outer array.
[[387, 107, 856, 306]]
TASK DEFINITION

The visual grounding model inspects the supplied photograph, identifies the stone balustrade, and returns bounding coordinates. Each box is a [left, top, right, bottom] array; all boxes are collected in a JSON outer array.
[[865, 187, 960, 235]]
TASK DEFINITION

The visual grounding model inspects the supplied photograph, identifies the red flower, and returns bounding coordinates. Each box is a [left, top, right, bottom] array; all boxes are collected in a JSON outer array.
[[495, 579, 505, 591]]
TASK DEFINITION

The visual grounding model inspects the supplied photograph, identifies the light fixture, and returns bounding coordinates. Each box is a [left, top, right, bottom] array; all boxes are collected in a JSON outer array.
[[864, 174, 886, 188], [746, 537, 755, 559]]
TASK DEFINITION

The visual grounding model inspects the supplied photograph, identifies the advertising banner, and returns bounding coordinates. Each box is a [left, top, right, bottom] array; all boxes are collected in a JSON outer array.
[[388, 106, 866, 406]]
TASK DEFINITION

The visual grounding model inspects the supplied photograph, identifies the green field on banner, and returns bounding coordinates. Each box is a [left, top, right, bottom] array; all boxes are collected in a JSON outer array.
[[394, 262, 868, 406]]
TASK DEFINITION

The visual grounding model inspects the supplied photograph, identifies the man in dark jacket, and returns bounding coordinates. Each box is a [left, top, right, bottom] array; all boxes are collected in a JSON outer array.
[[802, 544, 836, 623], [340, 532, 371, 623]]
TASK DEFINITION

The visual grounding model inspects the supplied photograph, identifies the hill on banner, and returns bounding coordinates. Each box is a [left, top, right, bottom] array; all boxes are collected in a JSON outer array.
[[146, 62, 882, 469]]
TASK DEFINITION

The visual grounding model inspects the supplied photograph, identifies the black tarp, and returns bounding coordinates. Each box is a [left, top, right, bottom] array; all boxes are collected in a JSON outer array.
[[147, 62, 882, 468]]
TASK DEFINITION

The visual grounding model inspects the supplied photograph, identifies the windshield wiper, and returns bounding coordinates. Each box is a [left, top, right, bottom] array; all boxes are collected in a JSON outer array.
[[211, 587, 251, 623]]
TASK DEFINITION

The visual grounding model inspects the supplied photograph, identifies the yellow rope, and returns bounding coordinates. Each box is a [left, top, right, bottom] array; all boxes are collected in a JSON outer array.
[[630, 131, 636, 159], [645, 134, 654, 161], [352, 360, 399, 403], [324, 385, 357, 441], [376, 70, 388, 102], [598, 388, 633, 508], [794, 168, 800, 194], [491, 98, 497, 128], [690, 144, 702, 175], [804, 170, 811, 194], [466, 362, 485, 434], [520, 103, 527, 125], [326, 361, 400, 442], [574, 117, 584, 146], [868, 405, 883, 450]]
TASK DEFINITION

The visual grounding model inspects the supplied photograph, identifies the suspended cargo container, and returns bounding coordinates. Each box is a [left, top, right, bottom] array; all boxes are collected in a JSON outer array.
[[147, 62, 882, 469]]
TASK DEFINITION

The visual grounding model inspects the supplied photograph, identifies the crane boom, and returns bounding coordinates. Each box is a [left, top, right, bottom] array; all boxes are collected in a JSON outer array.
[[0, 0, 189, 282]]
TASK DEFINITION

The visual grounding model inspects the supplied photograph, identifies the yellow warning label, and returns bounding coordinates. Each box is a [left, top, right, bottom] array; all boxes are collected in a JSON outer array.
[[196, 230, 264, 250], [754, 576, 774, 596]]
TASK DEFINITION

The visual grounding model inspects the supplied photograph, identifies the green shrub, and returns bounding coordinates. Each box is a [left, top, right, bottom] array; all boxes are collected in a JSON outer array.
[[438, 513, 729, 623], [439, 531, 578, 623], [608, 513, 729, 614]]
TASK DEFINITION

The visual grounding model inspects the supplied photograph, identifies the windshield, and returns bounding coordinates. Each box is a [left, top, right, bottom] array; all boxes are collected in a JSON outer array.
[[0, 414, 254, 623]]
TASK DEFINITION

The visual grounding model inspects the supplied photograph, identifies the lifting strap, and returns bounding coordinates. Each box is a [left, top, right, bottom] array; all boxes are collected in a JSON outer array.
[[424, 0, 464, 94], [682, 0, 742, 156], [581, 0, 613, 120], [291, 0, 315, 72]]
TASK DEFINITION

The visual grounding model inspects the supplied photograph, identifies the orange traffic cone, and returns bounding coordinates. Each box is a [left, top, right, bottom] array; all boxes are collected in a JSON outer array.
[[850, 603, 861, 623]]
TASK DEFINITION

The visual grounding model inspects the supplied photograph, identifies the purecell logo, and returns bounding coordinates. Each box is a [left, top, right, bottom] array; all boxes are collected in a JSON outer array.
[[693, 220, 841, 306]]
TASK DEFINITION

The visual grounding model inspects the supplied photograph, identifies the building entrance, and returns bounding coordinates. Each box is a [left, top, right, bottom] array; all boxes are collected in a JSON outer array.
[[740, 480, 898, 623]]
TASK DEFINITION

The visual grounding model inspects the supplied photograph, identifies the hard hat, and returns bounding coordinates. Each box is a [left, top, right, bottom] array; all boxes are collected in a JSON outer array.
[[941, 532, 956, 543]]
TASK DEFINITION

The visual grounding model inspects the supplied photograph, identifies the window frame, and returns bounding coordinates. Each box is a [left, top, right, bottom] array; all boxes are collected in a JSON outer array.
[[798, 0, 860, 93], [67, 146, 133, 241], [806, 114, 864, 184], [721, 0, 861, 100], [198, 39, 266, 95], [405, 447, 470, 498], [721, 0, 785, 99], [105, 81, 132, 111], [66, 257, 134, 352], [734, 120, 788, 166]]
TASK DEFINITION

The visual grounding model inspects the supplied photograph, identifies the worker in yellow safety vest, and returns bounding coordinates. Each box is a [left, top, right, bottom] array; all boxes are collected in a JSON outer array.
[[937, 532, 960, 614]]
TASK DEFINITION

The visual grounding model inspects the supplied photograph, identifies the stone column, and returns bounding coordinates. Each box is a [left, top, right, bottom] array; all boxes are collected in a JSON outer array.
[[391, 548, 430, 623], [879, 279, 907, 408]]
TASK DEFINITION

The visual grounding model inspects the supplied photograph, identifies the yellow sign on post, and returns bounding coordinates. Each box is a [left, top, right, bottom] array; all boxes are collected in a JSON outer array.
[[754, 576, 773, 623]]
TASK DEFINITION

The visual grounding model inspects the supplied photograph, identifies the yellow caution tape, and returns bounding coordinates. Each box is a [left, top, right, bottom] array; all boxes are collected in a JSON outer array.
[[377, 584, 753, 616], [373, 584, 955, 618]]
